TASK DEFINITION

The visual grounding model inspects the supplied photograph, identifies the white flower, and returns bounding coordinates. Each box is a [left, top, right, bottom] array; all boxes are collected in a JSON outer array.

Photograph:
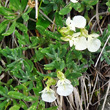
[[70, 0, 78, 3], [72, 32, 87, 50], [66, 17, 76, 31], [87, 33, 101, 52], [56, 78, 73, 96], [74, 36, 87, 50], [39, 87, 56, 102], [61, 32, 87, 49], [66, 15, 86, 31], [72, 15, 86, 29]]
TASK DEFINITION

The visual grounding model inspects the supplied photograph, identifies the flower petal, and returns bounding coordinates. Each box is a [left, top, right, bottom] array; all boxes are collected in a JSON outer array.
[[57, 79, 73, 96], [40, 88, 56, 103], [57, 84, 73, 96], [87, 38, 101, 52], [66, 17, 76, 31], [69, 21, 76, 31], [41, 91, 56, 102], [74, 36, 87, 50], [66, 17, 71, 26], [69, 40, 74, 47], [70, 0, 78, 3], [72, 32, 81, 39], [73, 15, 86, 28], [88, 33, 99, 38]]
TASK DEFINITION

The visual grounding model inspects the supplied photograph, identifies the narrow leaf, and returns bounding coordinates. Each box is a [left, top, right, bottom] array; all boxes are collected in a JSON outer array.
[[8, 91, 37, 102], [0, 20, 9, 34], [9, 0, 22, 11], [59, 3, 73, 15], [27, 101, 38, 110], [16, 23, 28, 32], [36, 25, 61, 40], [9, 105, 20, 110], [2, 21, 16, 36]]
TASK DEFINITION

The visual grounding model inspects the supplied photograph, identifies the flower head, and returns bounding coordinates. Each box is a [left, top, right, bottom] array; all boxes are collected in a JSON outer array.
[[56, 78, 73, 96], [39, 87, 56, 102], [70, 0, 78, 3], [66, 15, 86, 32], [61, 15, 101, 52]]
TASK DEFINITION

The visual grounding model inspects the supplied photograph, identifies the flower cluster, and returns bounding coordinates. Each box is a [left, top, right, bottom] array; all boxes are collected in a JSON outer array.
[[39, 71, 73, 103], [60, 15, 101, 52]]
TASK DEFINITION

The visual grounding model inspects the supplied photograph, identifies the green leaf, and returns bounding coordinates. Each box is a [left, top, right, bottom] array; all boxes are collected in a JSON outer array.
[[30, 36, 39, 47], [55, 12, 63, 28], [83, 0, 99, 10], [36, 25, 61, 40], [27, 101, 38, 110], [45, 106, 58, 110], [34, 49, 44, 62], [36, 70, 47, 77], [21, 0, 28, 11], [71, 2, 82, 12], [0, 97, 6, 101], [0, 100, 8, 109], [16, 23, 28, 32], [0, 6, 14, 16], [2, 21, 16, 36], [4, 15, 17, 20], [40, 47, 50, 54], [71, 78, 79, 86], [1, 46, 11, 57], [59, 2, 73, 15], [22, 13, 29, 22], [59, 60, 65, 71], [0, 86, 8, 97], [4, 100, 12, 110], [33, 78, 43, 96], [48, 72, 57, 77], [0, 20, 9, 34], [36, 16, 50, 28], [14, 30, 26, 45], [73, 50, 82, 60], [9, 105, 20, 110], [104, 54, 110, 64], [66, 50, 74, 68], [23, 60, 34, 72], [7, 79, 13, 85], [65, 69, 82, 79], [15, 30, 30, 45], [9, 0, 22, 11], [8, 91, 37, 102], [19, 101, 28, 110], [0, 66, 3, 74], [37, 100, 45, 109], [40, 4, 53, 15], [44, 61, 56, 70], [71, 72, 82, 78], [83, 0, 99, 6]]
